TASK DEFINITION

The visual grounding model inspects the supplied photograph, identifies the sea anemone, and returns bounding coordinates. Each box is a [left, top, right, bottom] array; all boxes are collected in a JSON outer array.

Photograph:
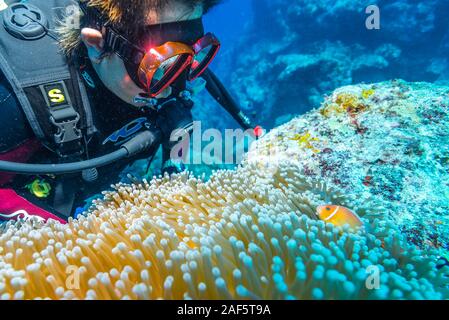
[[0, 163, 447, 300]]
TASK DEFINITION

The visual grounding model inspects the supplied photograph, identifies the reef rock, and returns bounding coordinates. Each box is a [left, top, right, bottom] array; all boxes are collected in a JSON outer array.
[[247, 80, 449, 253]]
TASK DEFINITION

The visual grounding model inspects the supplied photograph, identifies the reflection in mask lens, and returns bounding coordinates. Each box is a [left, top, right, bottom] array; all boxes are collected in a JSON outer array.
[[152, 55, 181, 83], [191, 45, 213, 71]]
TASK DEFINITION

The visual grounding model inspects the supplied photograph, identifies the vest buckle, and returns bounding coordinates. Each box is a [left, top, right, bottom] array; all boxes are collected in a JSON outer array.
[[50, 114, 82, 144]]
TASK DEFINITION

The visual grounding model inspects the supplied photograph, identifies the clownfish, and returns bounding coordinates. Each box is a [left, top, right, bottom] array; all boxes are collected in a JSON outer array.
[[316, 205, 364, 230]]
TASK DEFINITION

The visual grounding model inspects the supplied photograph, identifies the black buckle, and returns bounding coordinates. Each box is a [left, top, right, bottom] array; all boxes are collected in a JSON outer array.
[[48, 104, 84, 158], [50, 114, 82, 145], [39, 80, 84, 157]]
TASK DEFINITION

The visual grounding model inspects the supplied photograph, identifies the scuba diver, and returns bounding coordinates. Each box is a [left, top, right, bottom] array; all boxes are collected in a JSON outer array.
[[0, 0, 256, 223]]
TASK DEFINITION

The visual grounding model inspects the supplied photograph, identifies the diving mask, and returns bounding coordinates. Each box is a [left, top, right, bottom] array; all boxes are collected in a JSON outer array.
[[79, 2, 220, 98]]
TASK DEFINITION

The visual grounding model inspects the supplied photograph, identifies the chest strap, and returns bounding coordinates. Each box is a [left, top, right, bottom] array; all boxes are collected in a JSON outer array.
[[0, 1, 95, 158]]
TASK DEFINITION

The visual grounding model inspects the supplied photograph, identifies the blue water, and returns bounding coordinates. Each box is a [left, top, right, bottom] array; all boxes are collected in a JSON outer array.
[[200, 0, 449, 129], [203, 0, 252, 72], [204, 0, 252, 50]]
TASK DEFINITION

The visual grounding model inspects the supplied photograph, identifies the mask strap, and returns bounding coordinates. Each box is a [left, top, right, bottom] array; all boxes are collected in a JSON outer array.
[[103, 28, 145, 64]]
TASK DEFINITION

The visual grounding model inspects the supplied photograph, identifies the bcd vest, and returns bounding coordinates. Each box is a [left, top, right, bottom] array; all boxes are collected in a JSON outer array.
[[0, 0, 95, 158]]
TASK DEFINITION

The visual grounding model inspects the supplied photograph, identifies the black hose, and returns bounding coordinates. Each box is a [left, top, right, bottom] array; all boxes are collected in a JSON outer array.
[[0, 148, 128, 175], [0, 130, 161, 175]]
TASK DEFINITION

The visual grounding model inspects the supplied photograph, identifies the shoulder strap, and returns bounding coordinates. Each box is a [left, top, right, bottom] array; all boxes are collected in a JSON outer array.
[[0, 0, 95, 158]]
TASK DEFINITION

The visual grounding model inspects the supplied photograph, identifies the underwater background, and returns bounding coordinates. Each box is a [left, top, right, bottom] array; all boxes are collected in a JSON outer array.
[[200, 0, 449, 249], [201, 0, 449, 129], [126, 0, 449, 253], [1, 0, 449, 300], [206, 0, 449, 255], [114, 0, 449, 297]]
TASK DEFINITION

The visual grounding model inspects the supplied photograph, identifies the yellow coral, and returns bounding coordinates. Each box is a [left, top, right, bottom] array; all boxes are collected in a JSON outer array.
[[290, 131, 320, 153], [361, 88, 376, 99], [336, 93, 358, 109], [321, 92, 369, 118], [336, 93, 368, 114], [320, 102, 345, 117]]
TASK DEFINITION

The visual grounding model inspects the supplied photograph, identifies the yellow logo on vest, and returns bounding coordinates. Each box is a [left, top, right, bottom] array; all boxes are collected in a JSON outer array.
[[48, 89, 66, 104], [40, 82, 71, 108]]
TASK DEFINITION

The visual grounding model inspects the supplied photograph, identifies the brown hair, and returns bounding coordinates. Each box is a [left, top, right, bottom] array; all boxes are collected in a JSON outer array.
[[57, 0, 222, 55]]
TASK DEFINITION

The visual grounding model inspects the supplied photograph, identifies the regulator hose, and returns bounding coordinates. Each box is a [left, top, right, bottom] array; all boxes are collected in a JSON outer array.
[[0, 130, 160, 175]]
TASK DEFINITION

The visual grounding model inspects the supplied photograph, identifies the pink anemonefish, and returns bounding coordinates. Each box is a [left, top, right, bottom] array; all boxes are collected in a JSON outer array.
[[316, 205, 364, 229]]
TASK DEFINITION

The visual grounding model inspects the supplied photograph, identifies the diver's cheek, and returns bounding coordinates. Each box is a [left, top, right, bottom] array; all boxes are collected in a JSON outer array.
[[90, 53, 144, 106]]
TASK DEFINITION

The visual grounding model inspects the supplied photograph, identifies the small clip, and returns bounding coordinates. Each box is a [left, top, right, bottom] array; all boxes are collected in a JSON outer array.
[[179, 90, 192, 101], [134, 95, 159, 110], [50, 114, 82, 144]]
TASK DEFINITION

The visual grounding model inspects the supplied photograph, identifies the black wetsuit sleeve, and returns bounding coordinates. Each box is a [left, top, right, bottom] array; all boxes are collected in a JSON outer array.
[[0, 71, 34, 153]]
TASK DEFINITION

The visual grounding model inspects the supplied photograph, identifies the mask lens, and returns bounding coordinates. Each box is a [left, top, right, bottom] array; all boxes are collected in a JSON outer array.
[[189, 33, 220, 80], [137, 43, 193, 97], [152, 55, 182, 83], [192, 44, 213, 70]]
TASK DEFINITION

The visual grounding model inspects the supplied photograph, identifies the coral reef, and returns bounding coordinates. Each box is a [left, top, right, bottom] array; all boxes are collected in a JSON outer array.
[[247, 80, 449, 254], [0, 81, 448, 300]]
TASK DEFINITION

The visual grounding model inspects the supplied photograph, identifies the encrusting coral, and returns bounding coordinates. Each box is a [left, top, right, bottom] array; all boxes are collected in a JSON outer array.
[[253, 80, 449, 253], [0, 162, 448, 300]]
